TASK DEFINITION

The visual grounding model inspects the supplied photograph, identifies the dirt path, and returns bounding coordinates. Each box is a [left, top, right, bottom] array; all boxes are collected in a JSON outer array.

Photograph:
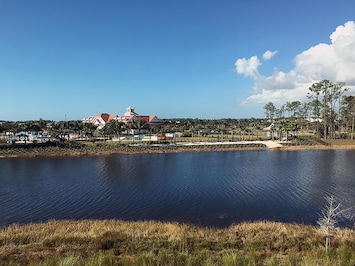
[[256, 140, 283, 148], [177, 140, 283, 149]]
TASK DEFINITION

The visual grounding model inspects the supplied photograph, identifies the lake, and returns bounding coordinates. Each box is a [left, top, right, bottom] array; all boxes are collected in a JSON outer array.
[[1, 150, 355, 227]]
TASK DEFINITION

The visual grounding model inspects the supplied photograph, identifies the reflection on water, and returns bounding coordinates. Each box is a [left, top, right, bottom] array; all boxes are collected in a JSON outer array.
[[1, 150, 355, 227]]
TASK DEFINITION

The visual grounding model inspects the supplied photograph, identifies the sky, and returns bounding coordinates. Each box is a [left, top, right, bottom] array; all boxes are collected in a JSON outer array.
[[1, 0, 355, 121]]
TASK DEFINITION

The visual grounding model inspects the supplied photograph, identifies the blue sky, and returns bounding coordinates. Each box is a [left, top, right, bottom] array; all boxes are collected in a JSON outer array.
[[1, 0, 355, 121]]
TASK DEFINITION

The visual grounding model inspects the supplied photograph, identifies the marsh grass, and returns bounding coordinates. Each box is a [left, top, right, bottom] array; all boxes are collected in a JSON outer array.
[[0, 220, 354, 265]]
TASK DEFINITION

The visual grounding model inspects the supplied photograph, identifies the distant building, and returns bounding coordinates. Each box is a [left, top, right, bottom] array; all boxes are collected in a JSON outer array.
[[82, 106, 162, 130], [263, 122, 280, 139], [305, 117, 323, 123], [82, 113, 116, 130]]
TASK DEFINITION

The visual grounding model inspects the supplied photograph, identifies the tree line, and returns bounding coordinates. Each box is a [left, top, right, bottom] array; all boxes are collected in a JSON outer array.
[[1, 79, 354, 141], [0, 118, 150, 141], [0, 117, 271, 142], [263, 80, 355, 140]]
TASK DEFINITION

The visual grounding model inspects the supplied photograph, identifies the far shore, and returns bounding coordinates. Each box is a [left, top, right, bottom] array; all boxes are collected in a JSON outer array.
[[1, 140, 355, 159]]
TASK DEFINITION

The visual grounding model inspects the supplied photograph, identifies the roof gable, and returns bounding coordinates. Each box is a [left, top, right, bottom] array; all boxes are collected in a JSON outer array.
[[97, 113, 110, 123]]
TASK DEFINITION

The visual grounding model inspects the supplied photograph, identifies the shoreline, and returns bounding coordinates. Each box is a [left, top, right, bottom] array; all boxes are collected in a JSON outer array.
[[1, 141, 355, 159], [0, 143, 267, 159]]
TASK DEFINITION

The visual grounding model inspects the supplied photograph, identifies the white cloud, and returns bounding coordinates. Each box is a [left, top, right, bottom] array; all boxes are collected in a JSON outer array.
[[262, 50, 278, 60], [234, 56, 261, 78], [236, 21, 355, 106]]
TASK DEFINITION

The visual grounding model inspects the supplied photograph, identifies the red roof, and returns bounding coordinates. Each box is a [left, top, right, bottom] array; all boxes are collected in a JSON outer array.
[[96, 113, 117, 123], [108, 114, 117, 121], [92, 110, 161, 126], [136, 115, 150, 123]]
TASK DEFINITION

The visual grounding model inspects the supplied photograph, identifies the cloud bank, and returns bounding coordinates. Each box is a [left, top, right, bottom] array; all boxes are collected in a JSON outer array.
[[235, 21, 355, 105]]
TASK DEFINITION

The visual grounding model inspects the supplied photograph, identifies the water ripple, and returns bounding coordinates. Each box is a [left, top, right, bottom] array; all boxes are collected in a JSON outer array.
[[1, 150, 355, 227]]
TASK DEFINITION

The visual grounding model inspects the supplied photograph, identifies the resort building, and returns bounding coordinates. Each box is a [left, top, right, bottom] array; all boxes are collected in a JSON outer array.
[[82, 106, 162, 130]]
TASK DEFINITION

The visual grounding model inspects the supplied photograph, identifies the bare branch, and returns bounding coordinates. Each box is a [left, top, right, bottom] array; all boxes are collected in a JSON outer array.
[[317, 195, 354, 252]]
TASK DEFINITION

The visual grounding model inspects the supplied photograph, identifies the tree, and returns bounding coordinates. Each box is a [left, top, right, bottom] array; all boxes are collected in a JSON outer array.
[[308, 80, 349, 139], [341, 95, 355, 139], [308, 81, 324, 138], [102, 120, 125, 142], [264, 102, 276, 121], [326, 82, 349, 138], [49, 121, 68, 140], [317, 195, 354, 252], [82, 122, 98, 139], [278, 119, 291, 141], [25, 121, 41, 133], [285, 101, 301, 118], [68, 120, 83, 139], [299, 102, 312, 132], [128, 118, 147, 142], [275, 104, 285, 119]]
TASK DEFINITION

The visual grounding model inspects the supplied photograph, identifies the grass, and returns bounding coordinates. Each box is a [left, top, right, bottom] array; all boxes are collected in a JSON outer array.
[[325, 139, 355, 146], [0, 141, 267, 158], [3, 134, 355, 158], [281, 136, 355, 147], [1, 220, 354, 265]]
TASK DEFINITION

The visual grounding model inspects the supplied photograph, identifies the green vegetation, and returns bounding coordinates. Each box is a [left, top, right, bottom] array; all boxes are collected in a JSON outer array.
[[280, 136, 330, 147], [326, 139, 355, 146], [264, 80, 355, 140], [1, 80, 354, 144], [0, 117, 274, 144], [2, 136, 355, 158], [0, 141, 268, 158], [0, 220, 354, 265]]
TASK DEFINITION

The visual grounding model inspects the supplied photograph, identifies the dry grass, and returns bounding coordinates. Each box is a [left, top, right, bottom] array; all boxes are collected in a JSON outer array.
[[1, 220, 355, 265], [325, 139, 355, 146]]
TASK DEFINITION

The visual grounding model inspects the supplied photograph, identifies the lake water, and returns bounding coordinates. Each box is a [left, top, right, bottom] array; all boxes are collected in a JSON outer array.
[[1, 150, 355, 228]]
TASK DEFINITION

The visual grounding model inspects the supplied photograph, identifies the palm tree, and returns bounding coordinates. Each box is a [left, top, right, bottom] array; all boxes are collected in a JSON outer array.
[[33, 119, 49, 138], [82, 122, 98, 140], [128, 118, 147, 143], [49, 121, 66, 141], [69, 120, 83, 140], [102, 120, 125, 143], [135, 118, 147, 142]]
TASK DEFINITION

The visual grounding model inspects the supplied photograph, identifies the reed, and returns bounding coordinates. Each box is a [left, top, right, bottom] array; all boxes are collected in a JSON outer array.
[[1, 220, 354, 265]]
